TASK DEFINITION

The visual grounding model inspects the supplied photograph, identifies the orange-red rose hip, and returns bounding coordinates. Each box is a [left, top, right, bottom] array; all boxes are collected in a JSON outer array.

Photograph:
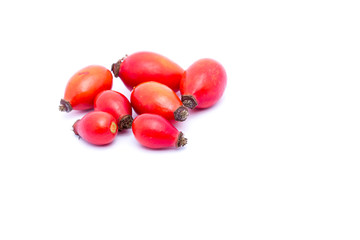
[[131, 81, 189, 121], [132, 113, 187, 149], [59, 65, 113, 112], [94, 90, 133, 130], [73, 111, 118, 145], [112, 51, 184, 92], [180, 58, 227, 109]]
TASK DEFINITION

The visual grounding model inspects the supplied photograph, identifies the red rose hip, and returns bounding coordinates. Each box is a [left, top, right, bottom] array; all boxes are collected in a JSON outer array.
[[131, 81, 189, 122], [132, 113, 187, 149], [112, 51, 184, 92], [73, 111, 118, 145], [94, 90, 133, 130], [59, 65, 113, 112], [180, 58, 227, 109]]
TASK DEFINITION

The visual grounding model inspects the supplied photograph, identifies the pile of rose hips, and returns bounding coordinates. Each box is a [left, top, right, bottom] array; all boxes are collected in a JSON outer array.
[[59, 51, 227, 149]]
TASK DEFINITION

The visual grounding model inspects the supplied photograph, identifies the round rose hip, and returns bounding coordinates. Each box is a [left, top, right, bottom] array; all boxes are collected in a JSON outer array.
[[94, 90, 133, 130], [132, 113, 187, 149], [73, 111, 118, 145], [112, 51, 184, 92], [131, 81, 189, 122], [180, 58, 227, 109], [59, 65, 113, 112]]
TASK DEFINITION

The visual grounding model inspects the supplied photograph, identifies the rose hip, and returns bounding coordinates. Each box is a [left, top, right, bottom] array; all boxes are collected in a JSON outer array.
[[180, 58, 227, 109], [111, 51, 184, 92], [73, 111, 118, 145], [94, 90, 133, 130], [59, 65, 113, 112], [131, 81, 189, 122], [132, 113, 187, 149]]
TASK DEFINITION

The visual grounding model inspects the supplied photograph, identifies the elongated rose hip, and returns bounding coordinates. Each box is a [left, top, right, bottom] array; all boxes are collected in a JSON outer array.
[[94, 90, 133, 130], [131, 81, 189, 122], [73, 111, 118, 145], [132, 113, 187, 149], [180, 58, 227, 109], [59, 65, 113, 112], [112, 51, 184, 92]]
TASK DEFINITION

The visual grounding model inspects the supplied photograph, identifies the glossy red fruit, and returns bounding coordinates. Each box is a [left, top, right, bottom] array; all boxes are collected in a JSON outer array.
[[94, 90, 133, 130], [111, 51, 184, 92], [73, 111, 118, 145], [180, 58, 227, 109], [59, 65, 113, 112], [131, 81, 189, 122], [132, 113, 187, 149]]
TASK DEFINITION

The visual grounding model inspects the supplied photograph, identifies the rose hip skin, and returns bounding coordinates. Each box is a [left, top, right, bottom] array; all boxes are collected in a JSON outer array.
[[73, 111, 118, 145], [131, 81, 189, 122], [59, 65, 113, 112], [180, 58, 227, 109], [94, 90, 133, 130], [112, 51, 184, 92], [132, 113, 187, 149]]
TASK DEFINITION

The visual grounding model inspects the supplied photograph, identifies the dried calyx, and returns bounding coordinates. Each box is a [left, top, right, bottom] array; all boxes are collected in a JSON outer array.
[[181, 95, 198, 109], [119, 115, 133, 130], [174, 106, 189, 122], [72, 120, 80, 136], [59, 99, 72, 112], [111, 55, 127, 78], [176, 132, 187, 147]]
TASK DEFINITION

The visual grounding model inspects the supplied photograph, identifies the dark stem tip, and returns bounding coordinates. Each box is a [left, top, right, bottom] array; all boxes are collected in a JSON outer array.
[[118, 115, 133, 130], [181, 95, 198, 109], [176, 132, 187, 148], [72, 120, 80, 136], [59, 99, 72, 112], [111, 54, 127, 78], [174, 106, 189, 122]]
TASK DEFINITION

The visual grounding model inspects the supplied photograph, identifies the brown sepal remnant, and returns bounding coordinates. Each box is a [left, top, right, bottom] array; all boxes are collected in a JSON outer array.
[[176, 132, 187, 148], [59, 99, 72, 112], [111, 55, 128, 78], [174, 106, 189, 122], [118, 115, 133, 130], [181, 95, 198, 109]]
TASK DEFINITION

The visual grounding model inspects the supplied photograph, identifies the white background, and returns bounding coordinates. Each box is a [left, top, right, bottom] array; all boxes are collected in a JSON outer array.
[[0, 0, 359, 239]]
